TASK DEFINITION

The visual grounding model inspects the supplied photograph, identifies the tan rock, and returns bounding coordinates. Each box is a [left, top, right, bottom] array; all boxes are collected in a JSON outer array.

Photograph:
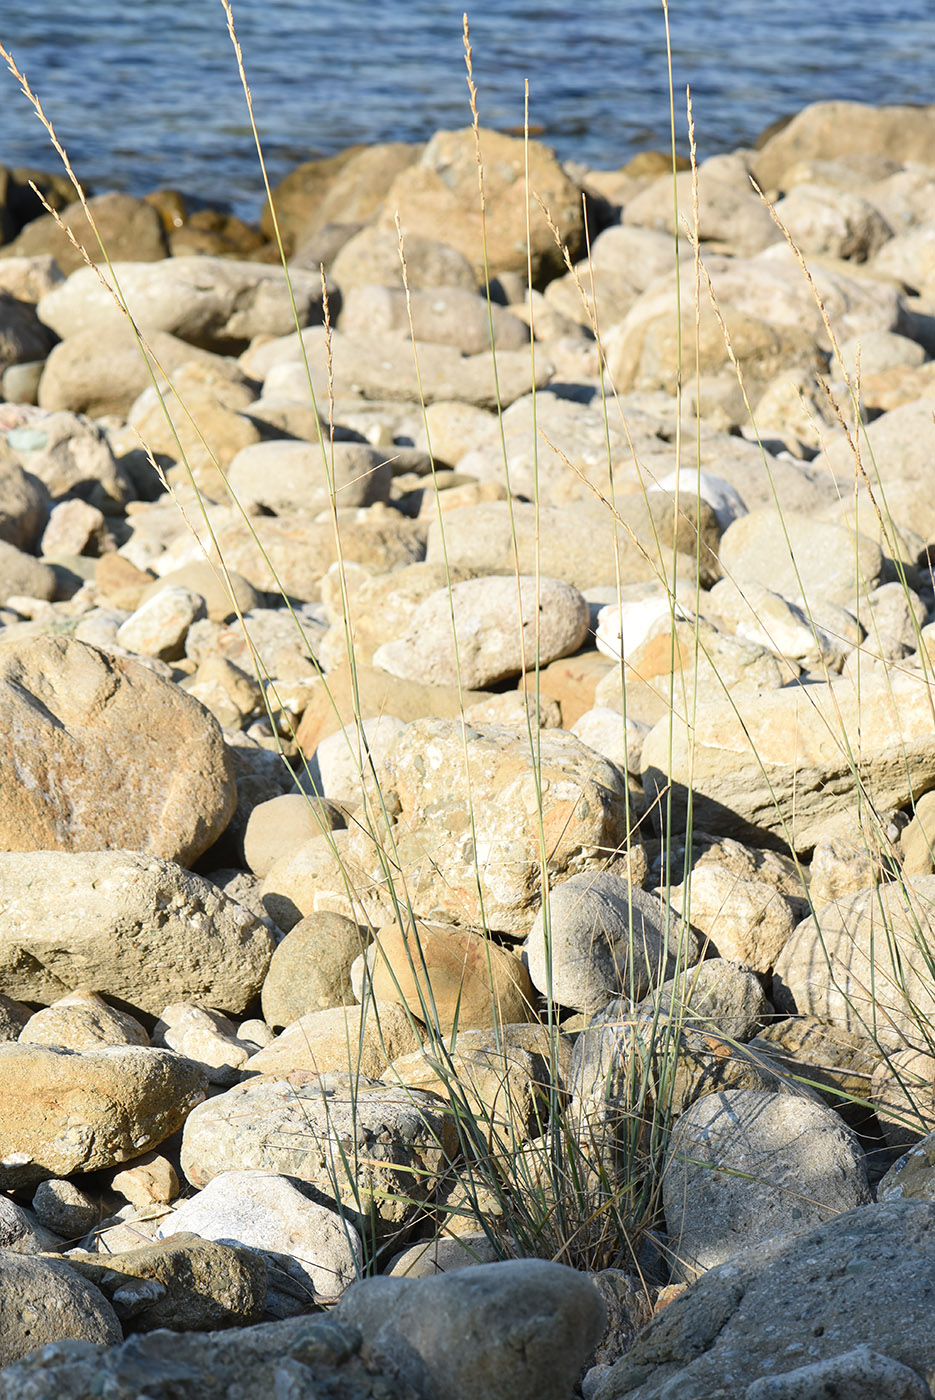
[[347, 717, 637, 934], [9, 191, 166, 274], [0, 634, 235, 865], [368, 922, 537, 1032], [261, 911, 371, 1026], [774, 877, 935, 1052], [0, 849, 275, 1018], [669, 864, 799, 974], [752, 102, 935, 193], [0, 1042, 207, 1190], [244, 1000, 421, 1079], [379, 126, 585, 284], [19, 990, 149, 1050], [295, 663, 491, 755], [329, 224, 477, 293], [263, 141, 421, 248]]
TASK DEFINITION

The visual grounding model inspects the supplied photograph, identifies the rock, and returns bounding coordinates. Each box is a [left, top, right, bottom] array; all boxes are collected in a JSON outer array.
[[0, 405, 132, 513], [38, 323, 250, 419], [7, 192, 165, 273], [0, 635, 236, 865], [747, 1016, 883, 1133], [386, 1233, 499, 1278], [367, 922, 536, 1033], [0, 1311, 419, 1399], [260, 828, 396, 933], [0, 254, 65, 304], [152, 1004, 261, 1086], [879, 1130, 935, 1204], [226, 439, 393, 517], [40, 498, 112, 557], [0, 293, 56, 372], [772, 183, 893, 261], [637, 958, 770, 1041], [379, 126, 585, 284], [295, 663, 491, 755], [180, 1070, 456, 1238], [0, 849, 274, 1017], [243, 794, 344, 881], [718, 508, 883, 611], [115, 584, 205, 661], [0, 1194, 64, 1253], [336, 1258, 604, 1400], [128, 361, 262, 492], [262, 911, 371, 1025], [19, 990, 150, 1050], [519, 651, 618, 728], [156, 1171, 362, 1308], [330, 223, 477, 293], [742, 1348, 933, 1400], [663, 1087, 871, 1282], [0, 453, 49, 551], [62, 1234, 267, 1332], [641, 669, 935, 854], [622, 163, 779, 257], [309, 715, 408, 808], [37, 257, 327, 353], [752, 102, 935, 192], [31, 1179, 101, 1239], [0, 537, 57, 604], [902, 792, 935, 878], [388, 1028, 553, 1143], [524, 872, 693, 1014], [871, 1049, 935, 1150], [426, 497, 720, 594], [773, 877, 935, 1052], [708, 576, 852, 666], [0, 1251, 122, 1365], [259, 327, 551, 411], [339, 283, 528, 354], [591, 1200, 935, 1400], [0, 1042, 207, 1190], [243, 1000, 421, 1080], [318, 559, 478, 670], [111, 1154, 180, 1210], [667, 863, 801, 974], [0, 993, 31, 1041], [209, 508, 426, 601], [138, 561, 261, 625], [372, 575, 589, 689], [345, 718, 636, 935], [264, 141, 421, 249]]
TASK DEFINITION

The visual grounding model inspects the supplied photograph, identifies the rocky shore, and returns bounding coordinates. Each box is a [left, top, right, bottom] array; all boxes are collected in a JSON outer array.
[[2, 99, 935, 1398]]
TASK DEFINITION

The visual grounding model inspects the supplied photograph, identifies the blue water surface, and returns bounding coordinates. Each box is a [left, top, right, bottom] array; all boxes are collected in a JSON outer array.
[[0, 1, 931, 220]]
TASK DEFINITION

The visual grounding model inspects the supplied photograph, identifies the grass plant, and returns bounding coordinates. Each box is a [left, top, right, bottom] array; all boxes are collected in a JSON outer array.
[[2, 0, 935, 1312]]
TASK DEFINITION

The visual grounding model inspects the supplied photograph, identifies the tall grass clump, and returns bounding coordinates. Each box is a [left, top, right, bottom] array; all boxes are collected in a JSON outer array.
[[3, 0, 935, 1301]]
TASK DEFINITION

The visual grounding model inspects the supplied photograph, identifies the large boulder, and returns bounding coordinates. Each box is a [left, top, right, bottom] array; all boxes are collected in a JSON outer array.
[[752, 102, 935, 192], [0, 635, 236, 865], [591, 1200, 935, 1399], [0, 849, 275, 1016], [0, 1251, 122, 1366]]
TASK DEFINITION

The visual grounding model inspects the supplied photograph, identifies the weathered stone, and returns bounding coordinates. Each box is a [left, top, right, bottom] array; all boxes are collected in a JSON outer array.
[[226, 439, 393, 518], [295, 664, 491, 755], [129, 361, 262, 493], [307, 716, 407, 808], [368, 922, 536, 1032], [0, 1312, 418, 1400], [335, 1257, 606, 1400], [262, 911, 371, 1025], [664, 1087, 871, 1282], [63, 1234, 267, 1332], [0, 453, 49, 551], [0, 537, 57, 604], [752, 102, 935, 192], [0, 405, 131, 512], [0, 635, 236, 864], [330, 223, 477, 293], [243, 1000, 421, 1080], [156, 1170, 362, 1309], [115, 584, 205, 662], [20, 990, 149, 1051], [524, 872, 693, 1014], [772, 183, 893, 261], [386, 1233, 500, 1279], [641, 669, 935, 854], [180, 1070, 456, 1238], [773, 877, 935, 1052], [0, 849, 274, 1017], [346, 718, 637, 935], [668, 863, 800, 973], [591, 1200, 935, 1400], [243, 795, 344, 883], [152, 1004, 259, 1086], [0, 1251, 122, 1365], [379, 126, 585, 284], [0, 1042, 207, 1190], [37, 257, 327, 353], [373, 575, 589, 689], [339, 283, 528, 354]]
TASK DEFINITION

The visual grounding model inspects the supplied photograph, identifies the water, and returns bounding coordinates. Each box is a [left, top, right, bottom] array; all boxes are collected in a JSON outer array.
[[0, 1, 932, 223]]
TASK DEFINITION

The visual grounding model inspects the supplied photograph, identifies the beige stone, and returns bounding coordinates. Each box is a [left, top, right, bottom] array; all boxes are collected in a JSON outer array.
[[244, 1000, 421, 1079]]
